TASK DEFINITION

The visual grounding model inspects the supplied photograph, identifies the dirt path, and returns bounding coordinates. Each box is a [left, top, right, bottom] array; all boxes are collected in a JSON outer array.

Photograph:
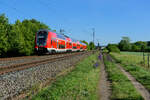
[[117, 64, 150, 100], [107, 54, 150, 100], [99, 53, 111, 100]]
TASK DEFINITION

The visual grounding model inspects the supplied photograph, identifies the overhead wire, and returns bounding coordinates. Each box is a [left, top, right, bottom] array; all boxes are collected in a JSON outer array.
[[34, 0, 71, 32], [0, 0, 72, 36], [0, 0, 32, 20]]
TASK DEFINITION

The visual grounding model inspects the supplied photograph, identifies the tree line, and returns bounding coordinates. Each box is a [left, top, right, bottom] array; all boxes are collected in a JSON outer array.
[[107, 36, 150, 53], [0, 14, 49, 57]]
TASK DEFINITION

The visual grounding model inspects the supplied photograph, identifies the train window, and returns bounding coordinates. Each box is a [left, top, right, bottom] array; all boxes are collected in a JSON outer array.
[[38, 31, 47, 36], [57, 41, 59, 48], [73, 46, 77, 49], [51, 40, 56, 44], [59, 44, 65, 49], [37, 31, 48, 46]]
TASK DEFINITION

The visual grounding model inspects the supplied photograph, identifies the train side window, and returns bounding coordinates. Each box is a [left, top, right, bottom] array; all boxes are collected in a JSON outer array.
[[73, 46, 77, 49], [59, 44, 65, 49], [57, 41, 59, 48], [51, 40, 53, 45], [62, 44, 65, 49]]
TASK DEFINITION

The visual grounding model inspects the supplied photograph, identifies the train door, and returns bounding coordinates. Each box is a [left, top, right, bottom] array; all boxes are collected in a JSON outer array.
[[51, 39, 57, 49], [51, 40, 53, 48], [57, 40, 59, 49], [70, 42, 72, 49]]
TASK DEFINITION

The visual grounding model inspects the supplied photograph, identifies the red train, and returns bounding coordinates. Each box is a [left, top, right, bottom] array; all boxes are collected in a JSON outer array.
[[35, 29, 87, 54]]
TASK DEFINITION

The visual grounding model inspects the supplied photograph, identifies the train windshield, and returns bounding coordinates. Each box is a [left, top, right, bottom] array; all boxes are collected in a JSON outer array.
[[36, 31, 48, 46]]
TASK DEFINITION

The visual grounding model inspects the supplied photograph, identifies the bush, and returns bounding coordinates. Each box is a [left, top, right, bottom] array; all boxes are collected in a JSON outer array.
[[102, 48, 109, 53], [107, 44, 120, 53]]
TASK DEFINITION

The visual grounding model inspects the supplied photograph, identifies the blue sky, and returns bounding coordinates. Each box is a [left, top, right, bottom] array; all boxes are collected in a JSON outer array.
[[0, 0, 150, 45]]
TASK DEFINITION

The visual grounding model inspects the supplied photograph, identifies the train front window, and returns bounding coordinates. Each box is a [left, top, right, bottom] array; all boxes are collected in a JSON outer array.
[[37, 31, 48, 46]]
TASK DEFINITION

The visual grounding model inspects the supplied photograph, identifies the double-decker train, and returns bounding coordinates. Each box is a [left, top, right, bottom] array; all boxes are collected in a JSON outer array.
[[35, 29, 87, 54]]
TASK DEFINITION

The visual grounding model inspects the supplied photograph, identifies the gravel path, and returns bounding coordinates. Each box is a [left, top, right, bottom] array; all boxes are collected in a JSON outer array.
[[99, 53, 111, 100], [0, 52, 92, 100]]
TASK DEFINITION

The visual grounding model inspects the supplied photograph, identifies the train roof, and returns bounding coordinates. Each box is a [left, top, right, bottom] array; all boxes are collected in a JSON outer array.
[[56, 33, 66, 40], [79, 41, 86, 45]]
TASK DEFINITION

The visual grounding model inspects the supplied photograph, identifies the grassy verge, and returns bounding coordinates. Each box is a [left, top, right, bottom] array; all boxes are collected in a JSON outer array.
[[31, 53, 100, 100], [111, 52, 150, 92], [110, 52, 150, 68], [104, 55, 143, 100]]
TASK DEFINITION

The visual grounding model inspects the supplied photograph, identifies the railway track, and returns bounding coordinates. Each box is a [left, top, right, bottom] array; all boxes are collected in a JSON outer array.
[[0, 52, 87, 75], [0, 53, 75, 64], [0, 52, 81, 67], [0, 53, 71, 62], [0, 55, 38, 61]]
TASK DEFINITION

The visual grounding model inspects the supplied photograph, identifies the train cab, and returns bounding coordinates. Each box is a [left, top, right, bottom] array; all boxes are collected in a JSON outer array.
[[35, 29, 49, 53]]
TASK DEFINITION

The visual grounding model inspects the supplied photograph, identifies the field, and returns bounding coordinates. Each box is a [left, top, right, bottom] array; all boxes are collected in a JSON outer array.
[[111, 52, 150, 68], [31, 53, 100, 100], [110, 52, 150, 92]]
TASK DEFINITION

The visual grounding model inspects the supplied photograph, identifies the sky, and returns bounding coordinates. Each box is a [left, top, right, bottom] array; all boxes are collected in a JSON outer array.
[[0, 0, 150, 45]]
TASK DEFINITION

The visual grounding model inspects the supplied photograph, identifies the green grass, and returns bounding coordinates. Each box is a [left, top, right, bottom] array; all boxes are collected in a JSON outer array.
[[31, 53, 100, 100], [121, 52, 148, 56], [110, 52, 150, 68], [104, 55, 143, 100], [111, 52, 150, 92]]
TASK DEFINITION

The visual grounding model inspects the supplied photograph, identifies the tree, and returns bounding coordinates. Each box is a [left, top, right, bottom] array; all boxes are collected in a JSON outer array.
[[107, 44, 120, 53], [81, 40, 90, 50], [135, 41, 147, 52], [118, 37, 131, 51], [20, 19, 49, 55], [8, 20, 26, 56], [53, 30, 56, 32], [6, 18, 49, 56], [89, 42, 95, 50], [147, 41, 150, 46], [131, 44, 141, 52], [0, 14, 10, 57]]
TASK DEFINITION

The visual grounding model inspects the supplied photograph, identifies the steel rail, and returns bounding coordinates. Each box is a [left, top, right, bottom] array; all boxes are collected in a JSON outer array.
[[0, 52, 86, 75]]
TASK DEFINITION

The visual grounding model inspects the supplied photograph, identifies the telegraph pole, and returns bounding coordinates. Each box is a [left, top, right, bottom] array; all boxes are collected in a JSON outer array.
[[92, 28, 95, 53], [60, 29, 65, 35], [92, 28, 95, 44], [97, 39, 100, 49]]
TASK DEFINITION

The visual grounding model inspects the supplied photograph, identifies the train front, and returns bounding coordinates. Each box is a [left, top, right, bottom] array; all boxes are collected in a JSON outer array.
[[35, 30, 49, 54]]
